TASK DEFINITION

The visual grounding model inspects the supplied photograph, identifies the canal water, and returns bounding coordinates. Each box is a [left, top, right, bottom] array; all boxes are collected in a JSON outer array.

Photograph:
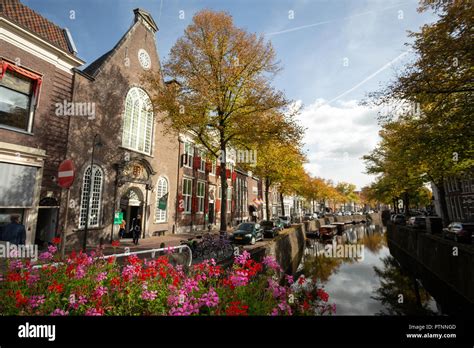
[[298, 223, 443, 315]]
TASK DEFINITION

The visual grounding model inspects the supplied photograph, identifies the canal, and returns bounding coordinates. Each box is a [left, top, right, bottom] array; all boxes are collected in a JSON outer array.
[[298, 223, 443, 315]]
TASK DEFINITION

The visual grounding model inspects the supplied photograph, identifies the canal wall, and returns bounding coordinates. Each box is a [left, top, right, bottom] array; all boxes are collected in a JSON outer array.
[[248, 223, 306, 275], [387, 223, 474, 313]]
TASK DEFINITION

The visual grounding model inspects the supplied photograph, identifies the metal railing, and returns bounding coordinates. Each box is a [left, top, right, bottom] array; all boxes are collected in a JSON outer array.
[[32, 244, 193, 269]]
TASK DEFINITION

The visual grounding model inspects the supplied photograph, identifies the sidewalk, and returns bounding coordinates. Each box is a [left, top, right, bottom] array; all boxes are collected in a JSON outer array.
[[74, 228, 233, 256]]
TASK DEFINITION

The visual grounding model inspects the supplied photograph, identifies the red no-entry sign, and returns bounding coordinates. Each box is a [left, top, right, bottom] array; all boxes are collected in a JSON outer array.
[[57, 159, 75, 189]]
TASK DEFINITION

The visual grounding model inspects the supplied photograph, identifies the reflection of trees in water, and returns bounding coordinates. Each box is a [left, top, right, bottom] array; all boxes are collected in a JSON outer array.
[[372, 255, 436, 316], [362, 231, 386, 254], [302, 243, 359, 283], [302, 254, 344, 283]]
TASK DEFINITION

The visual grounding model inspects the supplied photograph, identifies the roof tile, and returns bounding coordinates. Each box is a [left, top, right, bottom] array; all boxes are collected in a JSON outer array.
[[0, 0, 72, 53]]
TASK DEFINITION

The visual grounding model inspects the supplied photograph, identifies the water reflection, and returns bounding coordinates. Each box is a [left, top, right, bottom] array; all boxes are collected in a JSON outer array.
[[300, 223, 440, 315], [372, 255, 437, 316]]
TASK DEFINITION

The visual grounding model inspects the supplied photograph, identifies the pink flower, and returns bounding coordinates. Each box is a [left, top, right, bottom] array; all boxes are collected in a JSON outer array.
[[8, 259, 23, 270], [234, 250, 250, 265], [141, 290, 158, 301], [94, 286, 108, 298], [198, 287, 219, 308], [48, 244, 57, 254], [263, 256, 282, 272], [85, 308, 104, 316], [39, 251, 53, 261], [230, 270, 249, 287], [51, 308, 69, 316], [28, 295, 45, 309], [96, 272, 107, 282]]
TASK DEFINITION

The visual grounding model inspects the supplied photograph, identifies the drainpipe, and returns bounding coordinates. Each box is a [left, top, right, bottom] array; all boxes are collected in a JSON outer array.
[[143, 184, 149, 239], [174, 137, 182, 234]]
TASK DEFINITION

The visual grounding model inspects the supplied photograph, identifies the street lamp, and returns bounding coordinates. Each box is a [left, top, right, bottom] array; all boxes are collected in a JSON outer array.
[[83, 133, 103, 251]]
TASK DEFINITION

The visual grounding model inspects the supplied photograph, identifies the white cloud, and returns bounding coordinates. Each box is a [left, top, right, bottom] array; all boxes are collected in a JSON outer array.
[[297, 99, 380, 189]]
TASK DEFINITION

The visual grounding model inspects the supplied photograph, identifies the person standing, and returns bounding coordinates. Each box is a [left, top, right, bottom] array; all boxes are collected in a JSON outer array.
[[1, 215, 26, 245], [119, 218, 126, 239], [131, 214, 142, 245]]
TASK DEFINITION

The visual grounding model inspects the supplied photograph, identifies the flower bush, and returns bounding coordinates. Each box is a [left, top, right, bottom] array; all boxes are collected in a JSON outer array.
[[0, 242, 334, 316]]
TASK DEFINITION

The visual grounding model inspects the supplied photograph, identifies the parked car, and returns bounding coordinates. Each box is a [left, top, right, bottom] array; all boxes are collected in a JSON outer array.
[[303, 213, 314, 221], [231, 222, 264, 245], [279, 216, 291, 228], [260, 220, 281, 238], [442, 222, 474, 243], [407, 216, 426, 229], [272, 218, 284, 230], [392, 214, 406, 225], [336, 212, 343, 216]]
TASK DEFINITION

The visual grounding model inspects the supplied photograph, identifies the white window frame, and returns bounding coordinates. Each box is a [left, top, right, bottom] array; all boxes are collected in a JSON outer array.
[[79, 165, 103, 228], [121, 87, 153, 155], [197, 181, 206, 213], [183, 177, 192, 213], [184, 143, 194, 168], [0, 69, 37, 134], [210, 159, 216, 176], [155, 177, 168, 223], [227, 187, 232, 213], [198, 150, 206, 173]]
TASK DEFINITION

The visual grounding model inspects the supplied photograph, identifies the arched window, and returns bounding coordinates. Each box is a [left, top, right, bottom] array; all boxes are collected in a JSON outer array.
[[79, 165, 103, 228], [155, 177, 168, 223], [122, 87, 153, 154]]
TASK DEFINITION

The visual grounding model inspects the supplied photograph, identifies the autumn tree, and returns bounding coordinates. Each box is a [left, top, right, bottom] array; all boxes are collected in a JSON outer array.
[[145, 10, 294, 232], [365, 0, 473, 221], [335, 182, 359, 212]]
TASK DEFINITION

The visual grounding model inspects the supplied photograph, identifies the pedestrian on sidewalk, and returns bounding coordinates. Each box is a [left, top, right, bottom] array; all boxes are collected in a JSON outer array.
[[131, 214, 142, 245], [1, 215, 26, 245], [119, 218, 126, 239]]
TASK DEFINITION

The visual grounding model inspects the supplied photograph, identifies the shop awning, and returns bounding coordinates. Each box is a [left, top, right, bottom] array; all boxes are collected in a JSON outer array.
[[0, 60, 43, 97]]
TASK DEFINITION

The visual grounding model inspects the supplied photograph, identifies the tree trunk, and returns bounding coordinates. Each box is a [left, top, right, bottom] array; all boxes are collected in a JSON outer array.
[[279, 191, 285, 216], [434, 180, 450, 226], [265, 177, 271, 220], [219, 142, 227, 234], [403, 191, 410, 216]]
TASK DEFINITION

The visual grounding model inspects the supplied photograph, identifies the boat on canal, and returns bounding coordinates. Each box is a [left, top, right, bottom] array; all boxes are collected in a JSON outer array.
[[319, 224, 337, 239], [332, 222, 345, 234]]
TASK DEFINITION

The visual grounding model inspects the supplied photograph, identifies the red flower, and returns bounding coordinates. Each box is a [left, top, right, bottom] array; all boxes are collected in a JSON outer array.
[[15, 290, 28, 308], [52, 237, 61, 245], [7, 272, 22, 282], [111, 240, 120, 247], [298, 276, 306, 285], [47, 281, 64, 294], [110, 277, 121, 288], [225, 301, 248, 316], [317, 289, 329, 302]]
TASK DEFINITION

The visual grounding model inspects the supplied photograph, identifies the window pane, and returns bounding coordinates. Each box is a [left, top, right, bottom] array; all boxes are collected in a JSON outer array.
[[1, 71, 33, 95], [0, 86, 31, 131]]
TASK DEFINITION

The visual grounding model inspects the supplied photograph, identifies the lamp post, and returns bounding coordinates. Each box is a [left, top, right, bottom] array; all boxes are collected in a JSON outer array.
[[83, 133, 103, 251]]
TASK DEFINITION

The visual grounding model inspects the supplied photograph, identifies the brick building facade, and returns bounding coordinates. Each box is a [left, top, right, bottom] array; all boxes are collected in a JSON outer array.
[[0, 2, 269, 248], [63, 9, 180, 247], [0, 0, 83, 244]]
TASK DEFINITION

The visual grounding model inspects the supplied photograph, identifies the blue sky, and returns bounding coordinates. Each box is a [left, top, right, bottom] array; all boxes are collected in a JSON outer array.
[[24, 0, 437, 189]]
